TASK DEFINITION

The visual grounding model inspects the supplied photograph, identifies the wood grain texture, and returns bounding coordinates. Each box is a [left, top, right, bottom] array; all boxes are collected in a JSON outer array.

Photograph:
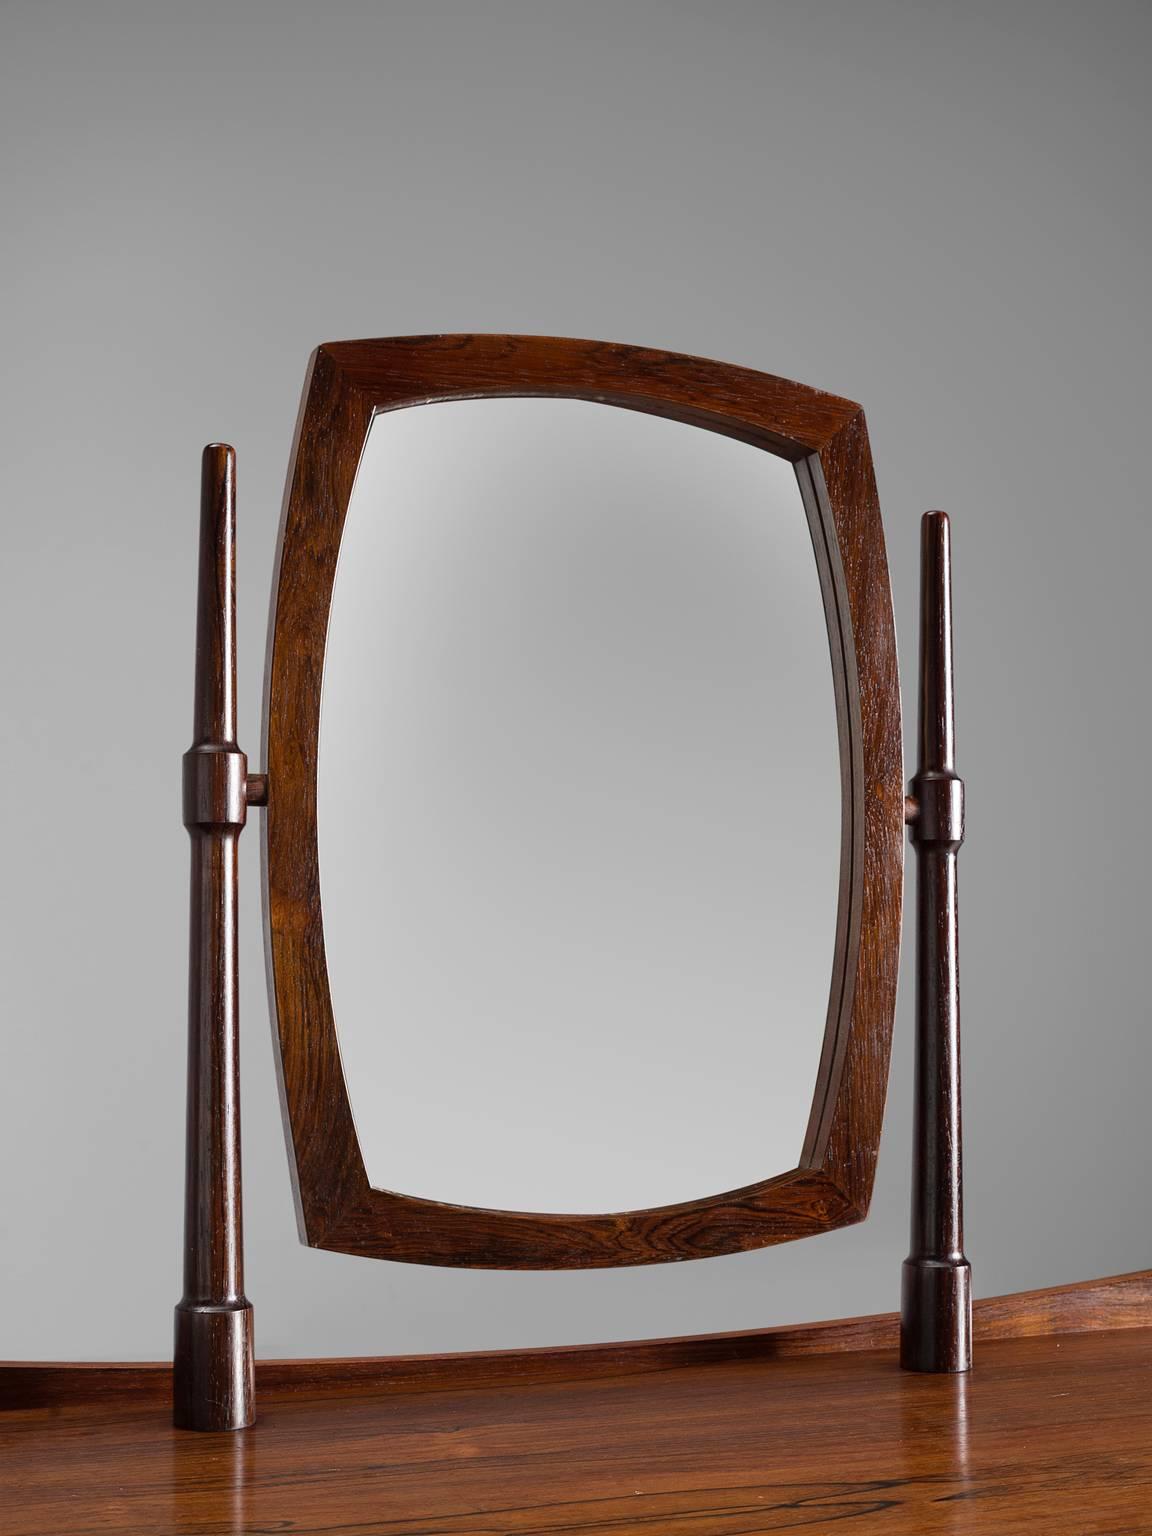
[[262, 334, 904, 1268], [9, 1270, 1149, 1411], [4, 1326, 1152, 1534], [173, 445, 254, 1431], [902, 510, 971, 1372]]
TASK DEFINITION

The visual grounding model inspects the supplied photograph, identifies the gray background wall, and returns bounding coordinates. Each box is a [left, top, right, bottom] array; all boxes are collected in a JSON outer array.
[[2, 0, 1149, 1361]]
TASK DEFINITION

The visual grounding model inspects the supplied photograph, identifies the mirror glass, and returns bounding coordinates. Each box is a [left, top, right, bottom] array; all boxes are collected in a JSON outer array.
[[318, 398, 840, 1213]]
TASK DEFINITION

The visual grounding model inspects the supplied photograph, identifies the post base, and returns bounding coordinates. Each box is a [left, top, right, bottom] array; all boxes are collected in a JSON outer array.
[[901, 1257, 971, 1373], [173, 1301, 254, 1430]]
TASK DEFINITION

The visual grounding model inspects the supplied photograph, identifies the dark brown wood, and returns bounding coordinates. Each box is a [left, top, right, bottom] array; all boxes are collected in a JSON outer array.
[[6, 1269, 1150, 1412], [5, 1327, 1152, 1533], [173, 445, 254, 1431], [263, 334, 904, 1268], [902, 510, 971, 1372]]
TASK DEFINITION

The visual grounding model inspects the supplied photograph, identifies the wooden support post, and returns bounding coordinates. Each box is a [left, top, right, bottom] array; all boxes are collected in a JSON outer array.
[[173, 445, 255, 1430], [901, 510, 972, 1373]]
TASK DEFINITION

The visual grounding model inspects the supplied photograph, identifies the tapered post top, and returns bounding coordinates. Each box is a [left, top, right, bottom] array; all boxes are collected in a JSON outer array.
[[192, 444, 237, 750], [918, 510, 954, 775], [912, 512, 963, 850]]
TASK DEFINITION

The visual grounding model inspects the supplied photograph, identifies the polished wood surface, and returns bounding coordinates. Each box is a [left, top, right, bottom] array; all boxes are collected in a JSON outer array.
[[174, 445, 254, 1431], [903, 510, 971, 1372], [5, 1326, 1151, 1533], [263, 333, 904, 1268], [6, 1269, 1150, 1409]]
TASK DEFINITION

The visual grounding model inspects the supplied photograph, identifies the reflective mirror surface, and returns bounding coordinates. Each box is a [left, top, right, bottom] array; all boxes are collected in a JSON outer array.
[[319, 398, 840, 1213]]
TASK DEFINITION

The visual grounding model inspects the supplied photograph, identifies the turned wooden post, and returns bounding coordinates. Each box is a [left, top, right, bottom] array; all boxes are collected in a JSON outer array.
[[901, 510, 972, 1373], [174, 445, 255, 1429]]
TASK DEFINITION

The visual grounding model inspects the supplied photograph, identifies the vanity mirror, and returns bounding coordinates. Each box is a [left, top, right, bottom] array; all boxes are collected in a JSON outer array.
[[174, 334, 958, 1436], [263, 337, 905, 1275]]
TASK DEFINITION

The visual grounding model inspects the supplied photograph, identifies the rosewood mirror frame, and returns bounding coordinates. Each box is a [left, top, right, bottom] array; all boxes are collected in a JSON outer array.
[[261, 335, 905, 1271]]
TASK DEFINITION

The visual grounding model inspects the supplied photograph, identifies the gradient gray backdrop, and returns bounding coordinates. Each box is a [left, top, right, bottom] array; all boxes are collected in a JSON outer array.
[[2, 0, 1149, 1360]]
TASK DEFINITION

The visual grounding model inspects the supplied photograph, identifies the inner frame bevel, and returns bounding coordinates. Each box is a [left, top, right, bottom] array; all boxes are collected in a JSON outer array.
[[323, 399, 852, 1209]]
